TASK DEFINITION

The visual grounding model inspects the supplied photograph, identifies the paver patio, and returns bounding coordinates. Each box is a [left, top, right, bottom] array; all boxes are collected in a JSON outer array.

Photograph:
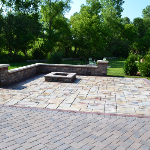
[[0, 74, 150, 116], [0, 106, 150, 150], [0, 74, 150, 150]]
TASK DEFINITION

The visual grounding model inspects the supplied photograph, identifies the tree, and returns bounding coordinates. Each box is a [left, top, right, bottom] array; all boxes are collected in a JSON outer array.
[[142, 5, 150, 18], [131, 17, 150, 54], [100, 0, 124, 18], [133, 17, 145, 39], [1, 0, 42, 59], [3, 14, 15, 55], [100, 0, 126, 57], [53, 16, 72, 57], [122, 24, 137, 44], [40, 0, 72, 54], [70, 0, 106, 57], [0, 13, 5, 52], [122, 17, 130, 24]]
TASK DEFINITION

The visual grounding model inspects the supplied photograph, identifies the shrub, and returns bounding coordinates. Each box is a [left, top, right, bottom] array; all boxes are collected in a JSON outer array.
[[32, 48, 45, 60], [138, 54, 150, 77], [124, 54, 138, 75], [0, 53, 26, 63], [80, 57, 87, 65], [48, 52, 62, 64]]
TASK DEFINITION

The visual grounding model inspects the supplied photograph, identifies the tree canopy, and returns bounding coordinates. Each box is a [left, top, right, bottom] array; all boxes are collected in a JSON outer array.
[[0, 0, 150, 62]]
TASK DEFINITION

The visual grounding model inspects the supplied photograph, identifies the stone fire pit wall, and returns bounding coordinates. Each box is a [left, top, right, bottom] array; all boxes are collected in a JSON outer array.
[[0, 60, 108, 87]]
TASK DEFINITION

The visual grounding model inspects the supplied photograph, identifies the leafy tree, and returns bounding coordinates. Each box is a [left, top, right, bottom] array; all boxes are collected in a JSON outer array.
[[122, 24, 137, 44], [70, 0, 105, 58], [3, 14, 15, 55], [122, 17, 130, 24], [132, 17, 150, 54], [0, 13, 5, 53], [100, 0, 124, 18], [40, 0, 71, 54], [1, 0, 42, 60], [133, 17, 145, 39], [101, 0, 126, 57], [52, 16, 72, 57], [142, 5, 150, 18]]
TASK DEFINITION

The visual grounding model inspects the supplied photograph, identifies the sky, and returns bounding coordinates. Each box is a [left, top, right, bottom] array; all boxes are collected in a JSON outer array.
[[64, 0, 150, 22]]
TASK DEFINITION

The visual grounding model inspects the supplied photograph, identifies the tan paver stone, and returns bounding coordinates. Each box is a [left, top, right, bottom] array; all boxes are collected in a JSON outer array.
[[36, 103, 49, 108], [46, 104, 58, 109], [92, 109, 104, 113], [4, 99, 20, 105], [116, 101, 128, 105], [59, 107, 80, 111], [0, 100, 9, 104], [80, 108, 92, 112], [105, 108, 117, 113], [47, 99, 63, 104]]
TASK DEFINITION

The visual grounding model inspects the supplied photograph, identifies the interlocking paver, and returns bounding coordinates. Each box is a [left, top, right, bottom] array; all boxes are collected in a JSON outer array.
[[0, 75, 150, 116], [0, 75, 150, 149]]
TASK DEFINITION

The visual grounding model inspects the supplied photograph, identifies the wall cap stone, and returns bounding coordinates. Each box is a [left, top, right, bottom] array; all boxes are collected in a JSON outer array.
[[9, 64, 38, 73], [0, 64, 10, 68], [36, 63, 97, 68], [97, 60, 109, 64]]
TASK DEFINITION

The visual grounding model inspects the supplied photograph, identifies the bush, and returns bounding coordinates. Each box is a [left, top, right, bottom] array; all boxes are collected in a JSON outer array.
[[135, 54, 142, 61], [0, 53, 26, 63], [32, 48, 46, 60], [79, 57, 87, 65], [48, 52, 62, 64], [124, 54, 138, 75], [138, 54, 150, 77]]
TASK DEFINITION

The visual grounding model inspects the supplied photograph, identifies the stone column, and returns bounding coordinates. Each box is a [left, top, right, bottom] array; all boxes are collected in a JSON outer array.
[[97, 60, 109, 76], [0, 64, 10, 87]]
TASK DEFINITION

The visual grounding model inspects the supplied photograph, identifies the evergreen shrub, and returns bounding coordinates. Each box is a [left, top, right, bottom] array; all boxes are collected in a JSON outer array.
[[124, 54, 138, 75], [138, 54, 150, 77]]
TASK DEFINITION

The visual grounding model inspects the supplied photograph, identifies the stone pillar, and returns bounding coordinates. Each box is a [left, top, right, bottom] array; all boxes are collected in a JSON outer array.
[[97, 60, 109, 76], [0, 64, 10, 87]]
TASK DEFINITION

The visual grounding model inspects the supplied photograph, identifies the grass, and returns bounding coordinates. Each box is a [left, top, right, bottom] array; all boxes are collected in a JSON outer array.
[[8, 60, 81, 70], [8, 62, 36, 70], [107, 59, 150, 80], [7, 59, 150, 80]]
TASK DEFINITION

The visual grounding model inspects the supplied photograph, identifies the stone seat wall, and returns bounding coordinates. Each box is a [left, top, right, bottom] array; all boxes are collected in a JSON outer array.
[[0, 60, 108, 87]]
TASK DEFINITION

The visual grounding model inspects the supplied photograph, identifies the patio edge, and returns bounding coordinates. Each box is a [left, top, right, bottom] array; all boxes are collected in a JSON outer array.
[[0, 104, 150, 118]]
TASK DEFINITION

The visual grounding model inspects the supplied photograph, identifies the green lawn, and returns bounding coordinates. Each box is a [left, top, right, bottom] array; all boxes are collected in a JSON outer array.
[[7, 59, 150, 80], [8, 62, 37, 70], [107, 59, 150, 80]]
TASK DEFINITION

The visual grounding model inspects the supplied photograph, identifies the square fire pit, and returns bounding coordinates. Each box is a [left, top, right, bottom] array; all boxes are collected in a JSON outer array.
[[44, 72, 76, 83]]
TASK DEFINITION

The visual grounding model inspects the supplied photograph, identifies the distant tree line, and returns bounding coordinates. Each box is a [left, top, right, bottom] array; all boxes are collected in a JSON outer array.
[[0, 0, 150, 62]]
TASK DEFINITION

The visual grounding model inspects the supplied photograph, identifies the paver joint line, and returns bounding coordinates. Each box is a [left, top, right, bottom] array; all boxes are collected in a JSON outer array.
[[0, 104, 150, 118]]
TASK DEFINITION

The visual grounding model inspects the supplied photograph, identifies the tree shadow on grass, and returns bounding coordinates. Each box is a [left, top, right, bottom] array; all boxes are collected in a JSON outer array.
[[107, 75, 125, 78]]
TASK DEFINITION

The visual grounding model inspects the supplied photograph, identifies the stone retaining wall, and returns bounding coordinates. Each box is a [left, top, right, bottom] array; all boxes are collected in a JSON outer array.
[[0, 60, 108, 87]]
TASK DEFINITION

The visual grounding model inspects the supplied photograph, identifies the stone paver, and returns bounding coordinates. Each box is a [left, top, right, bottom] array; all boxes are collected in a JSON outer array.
[[0, 74, 150, 116], [0, 74, 150, 149], [0, 106, 149, 150]]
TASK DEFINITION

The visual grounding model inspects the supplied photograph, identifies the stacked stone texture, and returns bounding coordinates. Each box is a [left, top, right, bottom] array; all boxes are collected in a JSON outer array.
[[0, 60, 108, 87]]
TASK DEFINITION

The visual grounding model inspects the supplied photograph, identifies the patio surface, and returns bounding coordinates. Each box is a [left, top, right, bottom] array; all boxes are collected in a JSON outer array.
[[0, 74, 150, 116], [0, 74, 150, 150], [0, 106, 150, 150]]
